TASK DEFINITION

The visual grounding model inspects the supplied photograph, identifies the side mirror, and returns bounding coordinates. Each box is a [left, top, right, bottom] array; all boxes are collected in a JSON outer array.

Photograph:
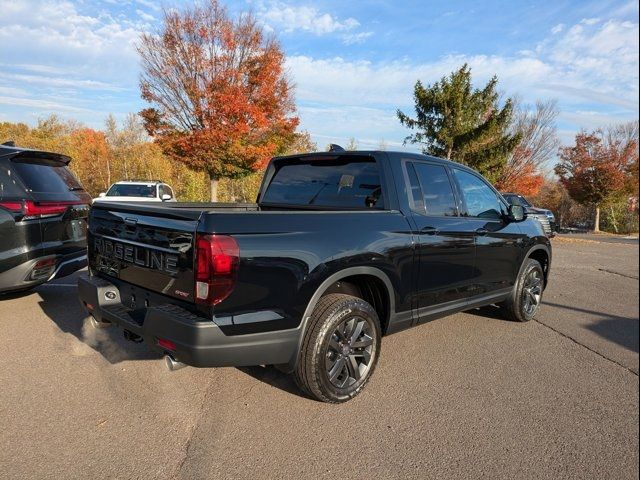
[[508, 204, 526, 222], [98, 192, 106, 198], [161, 194, 172, 201]]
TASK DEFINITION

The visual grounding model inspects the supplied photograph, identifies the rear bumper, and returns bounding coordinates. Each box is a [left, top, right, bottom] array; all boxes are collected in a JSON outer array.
[[49, 253, 87, 280], [0, 251, 87, 293], [77, 274, 300, 368]]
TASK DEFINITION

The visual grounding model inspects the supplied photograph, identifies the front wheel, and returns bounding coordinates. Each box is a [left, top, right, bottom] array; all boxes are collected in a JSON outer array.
[[502, 258, 544, 322], [294, 294, 381, 403]]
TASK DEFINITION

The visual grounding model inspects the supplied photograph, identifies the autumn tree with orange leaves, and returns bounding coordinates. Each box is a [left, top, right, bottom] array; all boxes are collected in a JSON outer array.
[[138, 0, 298, 201], [555, 128, 638, 232], [66, 128, 111, 195]]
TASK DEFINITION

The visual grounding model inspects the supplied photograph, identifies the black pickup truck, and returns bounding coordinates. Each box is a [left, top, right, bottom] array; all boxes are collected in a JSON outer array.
[[79, 151, 551, 403]]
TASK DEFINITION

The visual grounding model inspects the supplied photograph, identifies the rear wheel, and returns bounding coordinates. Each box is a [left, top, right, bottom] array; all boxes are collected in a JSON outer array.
[[294, 294, 381, 403], [502, 258, 544, 322]]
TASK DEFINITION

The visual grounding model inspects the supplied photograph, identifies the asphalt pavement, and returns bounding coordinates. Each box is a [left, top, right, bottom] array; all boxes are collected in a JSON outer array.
[[557, 232, 639, 245], [0, 237, 638, 479]]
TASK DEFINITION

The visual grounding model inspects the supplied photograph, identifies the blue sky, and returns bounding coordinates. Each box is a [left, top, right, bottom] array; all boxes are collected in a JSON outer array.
[[0, 0, 638, 154]]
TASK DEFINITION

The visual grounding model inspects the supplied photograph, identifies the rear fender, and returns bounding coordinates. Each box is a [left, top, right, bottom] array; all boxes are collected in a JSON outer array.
[[278, 266, 395, 373]]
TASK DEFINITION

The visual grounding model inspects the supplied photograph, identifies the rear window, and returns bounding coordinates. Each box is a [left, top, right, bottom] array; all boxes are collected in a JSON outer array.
[[0, 162, 25, 200], [11, 158, 85, 201], [261, 157, 384, 209], [106, 184, 157, 198]]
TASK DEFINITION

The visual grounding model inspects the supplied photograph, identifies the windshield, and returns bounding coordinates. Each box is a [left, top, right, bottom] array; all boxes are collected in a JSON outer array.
[[106, 184, 157, 198], [261, 157, 383, 209], [503, 194, 531, 207]]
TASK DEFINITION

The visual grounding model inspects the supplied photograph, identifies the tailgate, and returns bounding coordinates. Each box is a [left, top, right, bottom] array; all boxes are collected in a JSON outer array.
[[88, 203, 202, 303]]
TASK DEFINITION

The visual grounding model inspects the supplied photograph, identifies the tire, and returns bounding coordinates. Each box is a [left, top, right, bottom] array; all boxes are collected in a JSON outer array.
[[502, 258, 544, 322], [294, 293, 381, 403]]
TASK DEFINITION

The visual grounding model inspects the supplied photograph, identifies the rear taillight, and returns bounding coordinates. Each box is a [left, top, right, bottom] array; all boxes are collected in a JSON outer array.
[[0, 201, 23, 213], [0, 200, 84, 219], [194, 234, 239, 306], [157, 338, 176, 351], [25, 201, 72, 217]]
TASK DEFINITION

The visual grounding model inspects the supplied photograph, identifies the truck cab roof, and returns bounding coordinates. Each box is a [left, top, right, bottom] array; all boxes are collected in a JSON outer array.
[[272, 150, 472, 171]]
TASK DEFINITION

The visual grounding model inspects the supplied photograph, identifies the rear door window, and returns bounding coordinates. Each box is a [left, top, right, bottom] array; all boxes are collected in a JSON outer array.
[[261, 156, 384, 209], [0, 162, 25, 200], [11, 158, 85, 201], [409, 162, 458, 216]]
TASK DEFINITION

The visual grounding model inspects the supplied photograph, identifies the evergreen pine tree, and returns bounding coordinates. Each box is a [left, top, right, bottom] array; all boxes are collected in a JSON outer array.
[[397, 64, 520, 182]]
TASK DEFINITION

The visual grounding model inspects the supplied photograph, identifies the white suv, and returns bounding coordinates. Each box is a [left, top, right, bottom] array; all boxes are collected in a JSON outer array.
[[94, 181, 176, 203]]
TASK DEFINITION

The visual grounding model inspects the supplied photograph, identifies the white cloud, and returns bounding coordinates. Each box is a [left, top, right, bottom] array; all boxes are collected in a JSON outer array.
[[330, 17, 637, 113], [0, 0, 145, 71], [0, 95, 90, 113], [0, 3, 636, 149], [551, 23, 564, 34], [288, 17, 638, 147], [0, 72, 124, 91], [286, 55, 556, 107], [257, 2, 360, 35], [581, 18, 600, 26], [0, 63, 69, 75], [0, 0, 148, 124], [342, 31, 373, 45], [136, 9, 156, 23], [611, 1, 639, 17], [135, 0, 162, 12], [0, 86, 28, 96]]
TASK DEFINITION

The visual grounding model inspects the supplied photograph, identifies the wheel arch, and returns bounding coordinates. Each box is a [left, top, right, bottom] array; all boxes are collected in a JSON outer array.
[[281, 266, 395, 373], [520, 244, 551, 288]]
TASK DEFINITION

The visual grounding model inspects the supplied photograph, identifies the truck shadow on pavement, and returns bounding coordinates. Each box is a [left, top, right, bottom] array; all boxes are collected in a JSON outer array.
[[36, 287, 161, 364], [467, 301, 639, 354], [544, 301, 639, 353], [464, 304, 508, 321], [237, 365, 308, 399]]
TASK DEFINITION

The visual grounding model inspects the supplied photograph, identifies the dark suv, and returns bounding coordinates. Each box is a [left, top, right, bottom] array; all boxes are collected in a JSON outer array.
[[502, 193, 556, 236], [0, 143, 91, 294]]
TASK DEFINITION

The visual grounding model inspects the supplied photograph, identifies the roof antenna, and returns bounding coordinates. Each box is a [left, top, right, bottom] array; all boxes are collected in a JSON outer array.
[[328, 144, 345, 152], [2, 140, 16, 147]]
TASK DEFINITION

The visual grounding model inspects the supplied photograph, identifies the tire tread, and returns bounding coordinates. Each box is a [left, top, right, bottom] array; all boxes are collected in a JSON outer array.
[[294, 293, 379, 403]]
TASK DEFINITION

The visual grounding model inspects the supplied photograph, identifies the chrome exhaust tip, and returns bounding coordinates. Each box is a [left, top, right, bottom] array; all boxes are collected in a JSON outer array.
[[89, 315, 112, 329], [164, 355, 187, 371]]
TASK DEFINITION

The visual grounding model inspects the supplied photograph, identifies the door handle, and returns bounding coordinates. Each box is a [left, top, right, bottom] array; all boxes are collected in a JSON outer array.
[[475, 227, 489, 236], [420, 226, 439, 235]]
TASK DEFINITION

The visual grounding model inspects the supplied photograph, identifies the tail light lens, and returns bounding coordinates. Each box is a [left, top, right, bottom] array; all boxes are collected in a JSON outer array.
[[0, 201, 23, 213], [157, 338, 176, 351], [0, 200, 83, 219], [195, 234, 239, 306]]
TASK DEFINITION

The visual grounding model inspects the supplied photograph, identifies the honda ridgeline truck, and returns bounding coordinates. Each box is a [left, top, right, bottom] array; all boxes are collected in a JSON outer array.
[[78, 151, 551, 403]]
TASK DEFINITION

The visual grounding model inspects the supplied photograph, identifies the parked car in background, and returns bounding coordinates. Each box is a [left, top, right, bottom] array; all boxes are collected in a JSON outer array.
[[79, 150, 551, 403], [502, 193, 556, 236], [94, 181, 176, 203], [0, 142, 91, 294]]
